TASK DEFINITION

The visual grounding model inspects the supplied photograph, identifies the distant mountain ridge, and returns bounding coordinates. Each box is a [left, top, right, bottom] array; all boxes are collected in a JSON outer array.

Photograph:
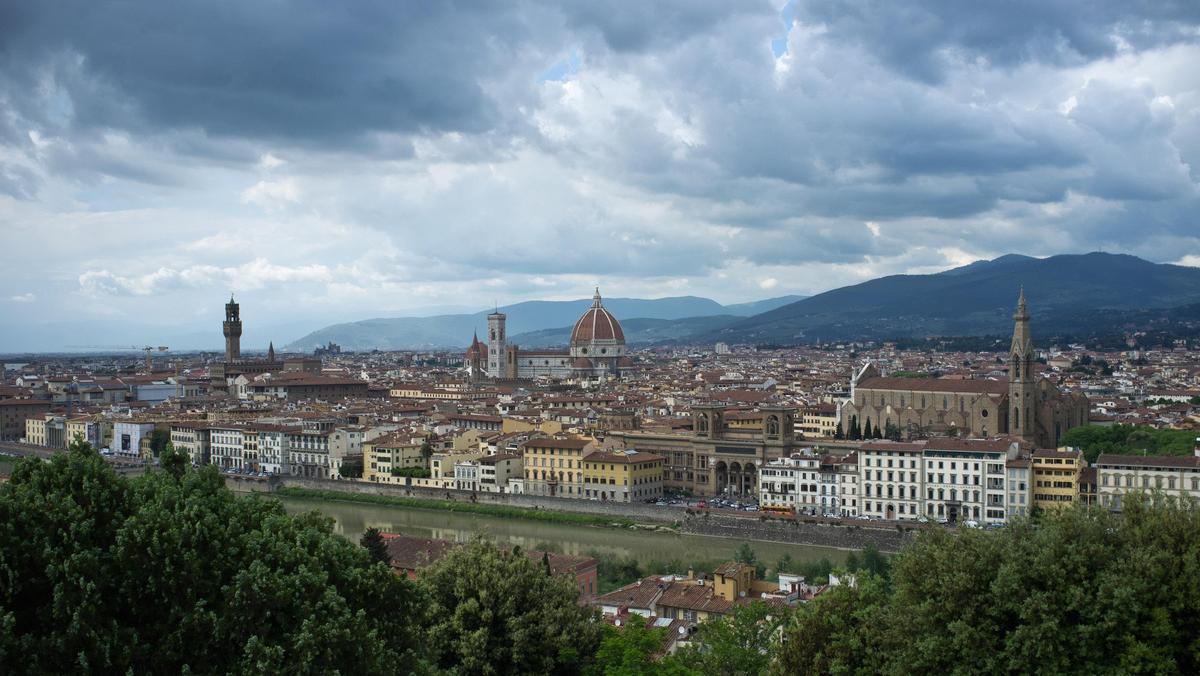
[[705, 252, 1200, 344], [284, 294, 805, 351]]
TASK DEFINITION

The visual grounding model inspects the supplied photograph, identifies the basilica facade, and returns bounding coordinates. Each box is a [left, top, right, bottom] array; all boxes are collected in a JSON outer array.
[[839, 290, 1089, 448], [465, 289, 634, 381]]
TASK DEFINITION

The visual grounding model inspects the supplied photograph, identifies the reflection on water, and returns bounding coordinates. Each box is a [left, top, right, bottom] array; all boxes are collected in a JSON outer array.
[[273, 494, 848, 566]]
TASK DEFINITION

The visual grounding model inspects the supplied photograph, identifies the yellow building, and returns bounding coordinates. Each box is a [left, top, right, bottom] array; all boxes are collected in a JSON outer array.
[[522, 437, 594, 498], [65, 417, 102, 449], [501, 418, 563, 435], [1032, 448, 1085, 511], [363, 434, 427, 484], [799, 403, 839, 438], [581, 449, 664, 502], [25, 416, 48, 446]]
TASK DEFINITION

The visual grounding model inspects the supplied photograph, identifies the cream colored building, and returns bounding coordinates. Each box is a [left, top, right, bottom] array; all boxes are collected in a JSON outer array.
[[580, 449, 664, 502], [759, 451, 820, 512], [1095, 454, 1200, 511], [522, 437, 594, 498], [364, 434, 426, 484]]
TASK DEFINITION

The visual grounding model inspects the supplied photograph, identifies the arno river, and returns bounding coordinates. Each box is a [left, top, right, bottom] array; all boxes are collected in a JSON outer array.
[[275, 494, 848, 568]]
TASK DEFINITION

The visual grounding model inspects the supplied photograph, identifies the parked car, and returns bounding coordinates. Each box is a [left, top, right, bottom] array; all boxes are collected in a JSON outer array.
[[695, 500, 707, 509]]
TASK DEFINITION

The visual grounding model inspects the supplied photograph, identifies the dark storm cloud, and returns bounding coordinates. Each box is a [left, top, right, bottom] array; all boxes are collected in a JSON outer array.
[[0, 1, 543, 145], [796, 0, 1200, 82], [559, 0, 774, 53]]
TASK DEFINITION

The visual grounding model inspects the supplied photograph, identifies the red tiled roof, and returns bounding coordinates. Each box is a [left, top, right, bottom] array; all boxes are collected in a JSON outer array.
[[857, 377, 1008, 395]]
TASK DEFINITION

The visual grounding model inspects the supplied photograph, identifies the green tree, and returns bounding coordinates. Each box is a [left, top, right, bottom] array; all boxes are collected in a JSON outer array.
[[674, 602, 791, 676], [834, 421, 844, 440], [774, 498, 1200, 674], [158, 441, 189, 480], [772, 575, 890, 675], [420, 440, 435, 463], [0, 441, 423, 674], [419, 540, 602, 675], [588, 617, 699, 676], [360, 526, 391, 566], [148, 428, 171, 457]]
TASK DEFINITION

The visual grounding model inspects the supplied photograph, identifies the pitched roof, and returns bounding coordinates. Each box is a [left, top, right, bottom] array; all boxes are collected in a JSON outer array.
[[857, 377, 1008, 395]]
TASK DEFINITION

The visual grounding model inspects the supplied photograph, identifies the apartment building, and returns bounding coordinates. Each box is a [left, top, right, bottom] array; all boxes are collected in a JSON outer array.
[[521, 437, 594, 498], [759, 451, 820, 513], [171, 423, 211, 466], [364, 433, 425, 484], [1095, 453, 1200, 511], [1031, 449, 1085, 511], [287, 429, 332, 479], [210, 425, 246, 470], [580, 449, 664, 502], [822, 452, 858, 516], [255, 425, 287, 474], [1006, 457, 1032, 518], [921, 438, 1011, 524], [859, 441, 924, 521], [478, 453, 523, 493]]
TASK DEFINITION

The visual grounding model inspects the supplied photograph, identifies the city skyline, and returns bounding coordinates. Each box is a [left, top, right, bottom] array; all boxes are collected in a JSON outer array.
[[2, 2, 1199, 347]]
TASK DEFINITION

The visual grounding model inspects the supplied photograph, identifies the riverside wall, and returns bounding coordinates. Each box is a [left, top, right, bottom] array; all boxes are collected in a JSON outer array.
[[228, 474, 684, 523], [680, 513, 919, 553], [225, 474, 926, 552]]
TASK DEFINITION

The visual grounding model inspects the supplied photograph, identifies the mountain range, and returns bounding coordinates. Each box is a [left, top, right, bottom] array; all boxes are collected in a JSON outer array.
[[706, 252, 1200, 344], [284, 253, 1200, 351], [284, 295, 805, 351]]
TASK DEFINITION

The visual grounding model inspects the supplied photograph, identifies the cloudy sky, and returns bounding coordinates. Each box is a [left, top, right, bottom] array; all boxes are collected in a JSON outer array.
[[1, 1, 1198, 350]]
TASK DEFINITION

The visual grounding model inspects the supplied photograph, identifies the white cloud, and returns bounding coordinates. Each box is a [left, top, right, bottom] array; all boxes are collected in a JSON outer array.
[[240, 178, 300, 209], [759, 277, 779, 290], [9, 293, 35, 303], [78, 259, 332, 297]]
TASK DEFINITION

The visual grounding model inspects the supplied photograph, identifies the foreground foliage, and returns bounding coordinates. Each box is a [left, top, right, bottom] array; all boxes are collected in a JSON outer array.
[[0, 442, 422, 674], [419, 540, 602, 675], [775, 497, 1200, 674]]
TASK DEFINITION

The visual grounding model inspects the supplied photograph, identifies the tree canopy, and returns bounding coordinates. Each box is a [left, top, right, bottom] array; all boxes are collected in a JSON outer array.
[[0, 440, 422, 674], [774, 497, 1200, 674], [418, 541, 603, 675], [1061, 424, 1199, 463]]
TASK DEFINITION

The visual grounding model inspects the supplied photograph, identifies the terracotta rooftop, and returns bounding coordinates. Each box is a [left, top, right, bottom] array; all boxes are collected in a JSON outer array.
[[857, 377, 1009, 395]]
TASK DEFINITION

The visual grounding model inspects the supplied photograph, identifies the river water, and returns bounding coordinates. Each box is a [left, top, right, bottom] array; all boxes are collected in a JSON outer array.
[[274, 494, 848, 568]]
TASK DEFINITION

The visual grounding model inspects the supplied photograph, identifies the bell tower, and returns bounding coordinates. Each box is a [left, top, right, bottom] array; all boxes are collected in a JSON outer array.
[[1008, 288, 1036, 442], [223, 294, 242, 362], [486, 308, 506, 379]]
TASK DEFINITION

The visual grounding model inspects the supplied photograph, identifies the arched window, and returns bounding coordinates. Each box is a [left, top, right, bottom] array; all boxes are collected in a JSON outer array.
[[1013, 359, 1020, 379], [1013, 408, 1019, 428]]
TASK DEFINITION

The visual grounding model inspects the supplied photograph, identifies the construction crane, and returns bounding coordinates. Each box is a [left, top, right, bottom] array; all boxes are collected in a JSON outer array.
[[65, 345, 169, 372]]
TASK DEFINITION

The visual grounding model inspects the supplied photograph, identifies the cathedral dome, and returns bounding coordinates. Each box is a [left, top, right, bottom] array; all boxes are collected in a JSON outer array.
[[570, 289, 625, 344]]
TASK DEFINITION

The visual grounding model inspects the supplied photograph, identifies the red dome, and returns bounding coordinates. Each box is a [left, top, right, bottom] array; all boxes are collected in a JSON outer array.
[[572, 357, 594, 369], [570, 289, 625, 344]]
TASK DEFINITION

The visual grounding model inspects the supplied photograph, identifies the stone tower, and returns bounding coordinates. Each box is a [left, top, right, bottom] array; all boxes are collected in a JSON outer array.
[[1008, 288, 1036, 442], [223, 295, 242, 362], [486, 308, 506, 379]]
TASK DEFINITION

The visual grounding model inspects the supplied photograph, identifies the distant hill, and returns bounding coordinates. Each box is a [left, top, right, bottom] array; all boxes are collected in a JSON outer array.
[[284, 295, 801, 351], [510, 315, 740, 347], [705, 252, 1200, 344]]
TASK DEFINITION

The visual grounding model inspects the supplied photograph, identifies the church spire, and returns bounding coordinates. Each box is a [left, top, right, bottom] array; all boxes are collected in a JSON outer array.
[[267, 341, 275, 362], [1010, 287, 1032, 356]]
